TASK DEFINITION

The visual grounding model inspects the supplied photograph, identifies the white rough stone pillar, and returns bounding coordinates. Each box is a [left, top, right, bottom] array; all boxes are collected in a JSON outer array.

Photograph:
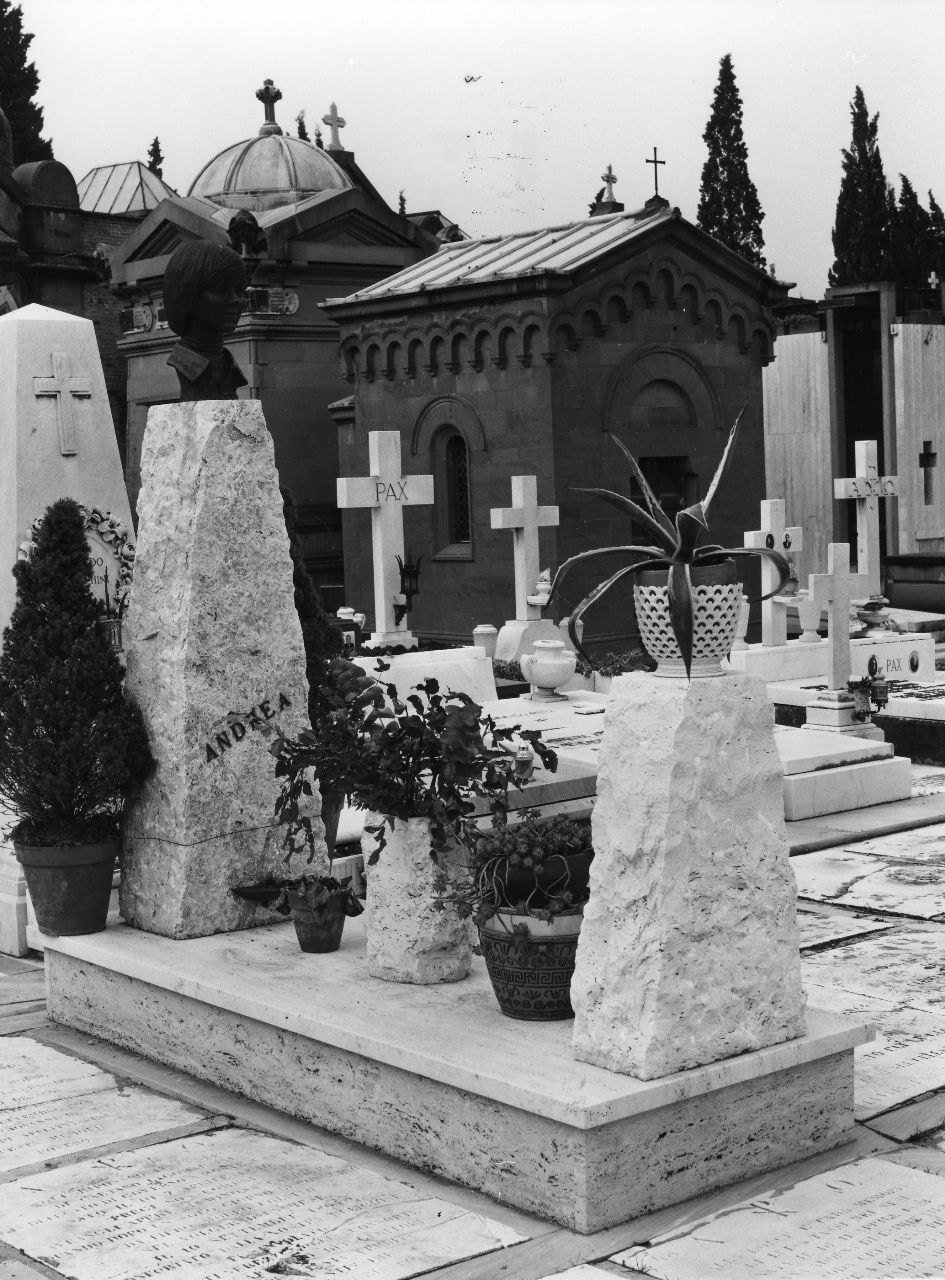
[[120, 401, 325, 939], [571, 672, 806, 1079], [364, 815, 472, 984]]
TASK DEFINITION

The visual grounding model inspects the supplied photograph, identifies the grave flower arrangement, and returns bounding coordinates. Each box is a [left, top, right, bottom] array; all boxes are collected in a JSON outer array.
[[0, 498, 153, 935], [547, 409, 792, 679]]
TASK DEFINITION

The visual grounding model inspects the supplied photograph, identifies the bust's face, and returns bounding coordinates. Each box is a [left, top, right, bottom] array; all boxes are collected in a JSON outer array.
[[189, 281, 244, 337]]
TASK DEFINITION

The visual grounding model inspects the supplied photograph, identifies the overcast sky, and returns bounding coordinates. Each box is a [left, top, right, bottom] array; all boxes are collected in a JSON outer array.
[[18, 0, 945, 297]]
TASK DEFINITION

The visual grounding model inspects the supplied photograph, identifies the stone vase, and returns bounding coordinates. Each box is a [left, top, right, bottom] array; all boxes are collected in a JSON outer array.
[[364, 814, 472, 984]]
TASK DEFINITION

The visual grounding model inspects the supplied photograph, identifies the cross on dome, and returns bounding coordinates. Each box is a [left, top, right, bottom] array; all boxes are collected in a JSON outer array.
[[601, 164, 617, 202], [322, 102, 347, 150], [256, 79, 284, 136], [646, 146, 665, 198]]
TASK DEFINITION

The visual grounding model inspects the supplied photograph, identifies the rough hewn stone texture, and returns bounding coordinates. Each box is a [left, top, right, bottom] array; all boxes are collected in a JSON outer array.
[[120, 401, 324, 939], [571, 672, 806, 1079], [364, 815, 471, 983]]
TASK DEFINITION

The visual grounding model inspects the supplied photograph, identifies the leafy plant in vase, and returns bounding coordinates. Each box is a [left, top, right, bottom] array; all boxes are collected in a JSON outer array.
[[0, 499, 153, 935], [548, 410, 792, 679], [268, 670, 557, 984], [438, 810, 594, 1020]]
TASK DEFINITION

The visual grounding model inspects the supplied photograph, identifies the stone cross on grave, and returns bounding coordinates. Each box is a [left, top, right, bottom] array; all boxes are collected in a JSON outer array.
[[807, 543, 870, 690], [337, 431, 433, 645], [490, 476, 559, 621], [744, 500, 803, 647], [322, 102, 346, 150], [33, 352, 91, 456], [833, 440, 897, 596]]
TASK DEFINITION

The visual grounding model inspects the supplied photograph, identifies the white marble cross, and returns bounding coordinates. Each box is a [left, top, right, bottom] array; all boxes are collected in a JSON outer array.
[[337, 431, 433, 642], [833, 440, 898, 595], [807, 543, 870, 690], [321, 102, 346, 150], [744, 499, 803, 647], [33, 352, 91, 456], [490, 476, 559, 621]]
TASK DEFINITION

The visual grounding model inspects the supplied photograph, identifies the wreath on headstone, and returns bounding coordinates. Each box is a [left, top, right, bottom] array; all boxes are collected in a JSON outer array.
[[18, 505, 135, 615]]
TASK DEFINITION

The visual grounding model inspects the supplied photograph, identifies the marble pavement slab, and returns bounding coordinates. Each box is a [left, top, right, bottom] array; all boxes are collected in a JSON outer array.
[[0, 1036, 116, 1109], [802, 926, 945, 1012], [796, 905, 891, 950], [0, 1128, 524, 1280], [614, 1158, 945, 1278], [840, 824, 945, 861], [802, 979, 945, 1119], [792, 847, 945, 917], [536, 1269, 608, 1279]]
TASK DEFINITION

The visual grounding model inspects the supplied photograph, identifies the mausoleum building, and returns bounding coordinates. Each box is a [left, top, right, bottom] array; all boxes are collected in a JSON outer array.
[[325, 195, 790, 644], [107, 82, 443, 601]]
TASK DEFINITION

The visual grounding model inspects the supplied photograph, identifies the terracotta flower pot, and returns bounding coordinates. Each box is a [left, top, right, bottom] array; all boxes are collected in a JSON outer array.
[[633, 560, 743, 678], [15, 841, 118, 936], [286, 887, 349, 953]]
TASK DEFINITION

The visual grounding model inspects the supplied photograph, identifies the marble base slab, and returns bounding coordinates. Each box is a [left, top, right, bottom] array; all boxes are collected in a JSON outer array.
[[42, 922, 869, 1233], [616, 1157, 945, 1278], [729, 631, 936, 684], [0, 1127, 524, 1280], [782, 755, 912, 821], [794, 849, 945, 918]]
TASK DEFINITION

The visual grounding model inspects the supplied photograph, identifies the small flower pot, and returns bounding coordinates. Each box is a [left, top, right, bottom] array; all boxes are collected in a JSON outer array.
[[478, 909, 583, 1020], [286, 888, 349, 953], [15, 841, 118, 936]]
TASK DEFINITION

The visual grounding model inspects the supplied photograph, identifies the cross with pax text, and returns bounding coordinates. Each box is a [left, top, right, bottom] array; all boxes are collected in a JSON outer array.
[[807, 543, 870, 690], [33, 352, 91, 456], [337, 431, 433, 640], [491, 476, 559, 621], [833, 440, 898, 596]]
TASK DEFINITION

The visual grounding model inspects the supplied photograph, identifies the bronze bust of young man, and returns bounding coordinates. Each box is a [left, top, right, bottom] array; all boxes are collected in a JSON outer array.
[[163, 241, 248, 401]]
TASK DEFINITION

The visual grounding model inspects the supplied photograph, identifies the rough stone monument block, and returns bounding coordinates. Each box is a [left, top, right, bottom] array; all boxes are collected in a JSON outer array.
[[120, 401, 323, 939], [571, 672, 806, 1079]]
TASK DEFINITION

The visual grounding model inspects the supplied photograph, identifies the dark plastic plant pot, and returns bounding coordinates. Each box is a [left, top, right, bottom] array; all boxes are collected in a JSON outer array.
[[15, 841, 118, 936], [479, 909, 583, 1020], [491, 849, 594, 910], [287, 888, 349, 953]]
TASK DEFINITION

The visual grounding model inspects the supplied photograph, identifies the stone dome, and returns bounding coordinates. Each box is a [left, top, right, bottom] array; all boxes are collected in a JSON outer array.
[[188, 133, 353, 212], [188, 80, 354, 212]]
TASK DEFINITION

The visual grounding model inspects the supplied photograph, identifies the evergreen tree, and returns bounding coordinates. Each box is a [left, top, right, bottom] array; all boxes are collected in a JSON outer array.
[[281, 487, 343, 727], [295, 110, 310, 142], [891, 174, 933, 288], [0, 0, 52, 164], [697, 53, 766, 269], [829, 86, 894, 286], [146, 136, 164, 178], [0, 499, 152, 843]]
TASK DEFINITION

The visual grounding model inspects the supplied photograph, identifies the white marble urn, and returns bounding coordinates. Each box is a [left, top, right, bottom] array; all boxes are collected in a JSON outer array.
[[520, 638, 577, 700]]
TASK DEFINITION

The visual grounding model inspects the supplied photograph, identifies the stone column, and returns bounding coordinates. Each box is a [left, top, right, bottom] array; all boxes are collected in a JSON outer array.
[[120, 401, 325, 939], [571, 672, 806, 1079]]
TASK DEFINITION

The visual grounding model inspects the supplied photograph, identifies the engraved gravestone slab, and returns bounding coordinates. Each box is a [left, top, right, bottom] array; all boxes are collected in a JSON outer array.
[[1, 1085, 204, 1176], [802, 979, 945, 1118], [0, 1037, 114, 1109], [616, 1159, 945, 1278], [793, 848, 945, 918], [803, 927, 945, 1012], [0, 1129, 524, 1280], [845, 826, 945, 861]]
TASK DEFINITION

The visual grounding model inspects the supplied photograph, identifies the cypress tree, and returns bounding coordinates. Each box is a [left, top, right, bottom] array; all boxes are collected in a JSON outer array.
[[281, 487, 343, 727], [295, 110, 310, 142], [0, 0, 52, 164], [0, 499, 152, 843], [927, 191, 945, 281], [697, 53, 766, 269], [146, 136, 164, 178], [829, 86, 894, 286], [891, 174, 933, 289]]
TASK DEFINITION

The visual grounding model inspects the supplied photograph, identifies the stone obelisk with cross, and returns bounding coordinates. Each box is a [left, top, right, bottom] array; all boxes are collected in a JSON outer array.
[[0, 304, 134, 957], [490, 476, 562, 661], [337, 431, 433, 649], [834, 440, 898, 597]]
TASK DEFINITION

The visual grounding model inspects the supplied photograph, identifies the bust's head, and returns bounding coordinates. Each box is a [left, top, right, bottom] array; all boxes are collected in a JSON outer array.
[[163, 241, 246, 346]]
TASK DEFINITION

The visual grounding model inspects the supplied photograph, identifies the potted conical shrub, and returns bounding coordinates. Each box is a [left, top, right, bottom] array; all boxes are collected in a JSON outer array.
[[0, 499, 153, 935]]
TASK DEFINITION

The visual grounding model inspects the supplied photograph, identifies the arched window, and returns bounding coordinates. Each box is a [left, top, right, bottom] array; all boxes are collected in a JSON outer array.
[[433, 428, 472, 558]]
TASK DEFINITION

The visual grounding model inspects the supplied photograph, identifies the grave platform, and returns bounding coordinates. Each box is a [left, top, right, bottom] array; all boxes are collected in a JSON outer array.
[[43, 920, 870, 1234]]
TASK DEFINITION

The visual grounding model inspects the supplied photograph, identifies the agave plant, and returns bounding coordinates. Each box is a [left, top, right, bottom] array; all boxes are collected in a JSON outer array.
[[547, 409, 791, 680]]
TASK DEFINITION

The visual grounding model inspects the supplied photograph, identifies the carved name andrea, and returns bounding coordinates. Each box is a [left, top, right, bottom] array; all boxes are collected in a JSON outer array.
[[205, 693, 292, 762]]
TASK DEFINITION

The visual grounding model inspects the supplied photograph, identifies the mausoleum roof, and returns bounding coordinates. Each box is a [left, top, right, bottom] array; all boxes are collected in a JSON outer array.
[[329, 206, 678, 303], [188, 80, 354, 213], [78, 161, 177, 215]]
